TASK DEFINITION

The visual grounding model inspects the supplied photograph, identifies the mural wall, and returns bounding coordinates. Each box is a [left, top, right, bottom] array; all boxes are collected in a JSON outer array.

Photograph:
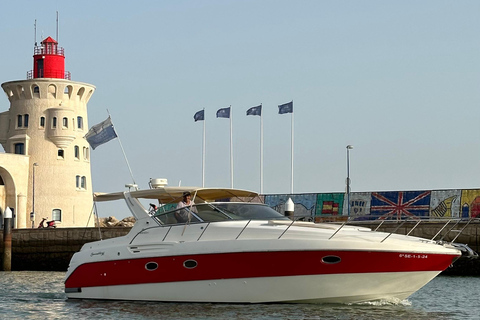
[[264, 189, 480, 220]]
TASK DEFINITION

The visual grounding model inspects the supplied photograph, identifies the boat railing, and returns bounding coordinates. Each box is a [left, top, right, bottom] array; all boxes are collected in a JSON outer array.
[[324, 216, 479, 245]]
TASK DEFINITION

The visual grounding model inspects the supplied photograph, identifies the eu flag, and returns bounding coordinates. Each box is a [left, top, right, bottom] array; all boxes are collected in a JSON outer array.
[[216, 107, 231, 118], [194, 110, 204, 122], [278, 101, 293, 114], [246, 105, 262, 116]]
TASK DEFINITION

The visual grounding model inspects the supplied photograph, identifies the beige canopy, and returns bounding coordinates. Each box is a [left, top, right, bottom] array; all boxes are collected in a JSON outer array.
[[93, 187, 259, 204]]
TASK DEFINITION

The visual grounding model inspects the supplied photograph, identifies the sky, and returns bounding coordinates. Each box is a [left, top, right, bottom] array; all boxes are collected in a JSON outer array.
[[1, 1, 480, 219]]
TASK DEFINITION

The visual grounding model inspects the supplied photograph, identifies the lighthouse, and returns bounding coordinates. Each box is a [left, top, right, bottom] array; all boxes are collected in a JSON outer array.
[[0, 36, 95, 228]]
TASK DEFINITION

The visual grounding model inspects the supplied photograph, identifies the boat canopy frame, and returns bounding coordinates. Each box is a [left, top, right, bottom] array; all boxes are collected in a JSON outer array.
[[93, 187, 260, 205]]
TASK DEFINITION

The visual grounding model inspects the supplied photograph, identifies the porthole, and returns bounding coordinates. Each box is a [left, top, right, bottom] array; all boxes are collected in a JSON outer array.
[[145, 262, 158, 271], [322, 255, 341, 264], [184, 260, 198, 269]]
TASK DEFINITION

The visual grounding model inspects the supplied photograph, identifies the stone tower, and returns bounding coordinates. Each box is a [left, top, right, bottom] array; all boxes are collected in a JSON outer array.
[[0, 36, 95, 228]]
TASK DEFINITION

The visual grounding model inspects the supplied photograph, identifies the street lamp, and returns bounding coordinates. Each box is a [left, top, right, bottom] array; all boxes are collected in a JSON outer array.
[[346, 145, 353, 216], [32, 163, 39, 228]]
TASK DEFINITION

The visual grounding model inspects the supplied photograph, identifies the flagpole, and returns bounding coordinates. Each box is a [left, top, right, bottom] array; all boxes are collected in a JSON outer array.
[[202, 108, 206, 188], [230, 105, 233, 188], [260, 104, 264, 194], [290, 104, 294, 194], [107, 111, 136, 186]]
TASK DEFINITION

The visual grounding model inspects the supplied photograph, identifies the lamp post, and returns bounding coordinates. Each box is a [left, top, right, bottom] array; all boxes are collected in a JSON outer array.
[[346, 145, 353, 216], [32, 163, 39, 228]]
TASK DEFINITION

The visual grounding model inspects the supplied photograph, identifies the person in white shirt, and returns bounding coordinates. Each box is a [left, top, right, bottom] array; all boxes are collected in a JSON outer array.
[[175, 192, 195, 223]]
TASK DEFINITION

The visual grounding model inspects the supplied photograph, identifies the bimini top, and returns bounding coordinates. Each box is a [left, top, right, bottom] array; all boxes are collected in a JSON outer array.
[[93, 187, 259, 204]]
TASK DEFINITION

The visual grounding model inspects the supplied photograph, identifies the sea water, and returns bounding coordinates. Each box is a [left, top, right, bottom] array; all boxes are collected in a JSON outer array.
[[0, 272, 478, 320]]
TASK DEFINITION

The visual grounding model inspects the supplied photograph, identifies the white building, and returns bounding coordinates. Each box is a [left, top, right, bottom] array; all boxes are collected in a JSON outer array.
[[0, 36, 96, 228]]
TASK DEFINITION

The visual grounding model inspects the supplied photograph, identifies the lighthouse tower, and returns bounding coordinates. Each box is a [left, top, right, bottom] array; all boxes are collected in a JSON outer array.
[[0, 37, 95, 228]]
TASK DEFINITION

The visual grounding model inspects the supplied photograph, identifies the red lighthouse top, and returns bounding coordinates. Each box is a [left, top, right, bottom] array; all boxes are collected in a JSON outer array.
[[28, 36, 71, 80]]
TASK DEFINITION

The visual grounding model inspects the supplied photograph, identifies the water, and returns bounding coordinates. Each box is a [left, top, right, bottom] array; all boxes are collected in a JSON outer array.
[[0, 272, 478, 320]]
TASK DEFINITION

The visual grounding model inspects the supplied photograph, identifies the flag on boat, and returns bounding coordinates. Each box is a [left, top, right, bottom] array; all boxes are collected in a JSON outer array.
[[278, 101, 293, 114], [84, 116, 118, 150], [194, 109, 204, 122], [246, 105, 262, 116], [216, 107, 231, 118]]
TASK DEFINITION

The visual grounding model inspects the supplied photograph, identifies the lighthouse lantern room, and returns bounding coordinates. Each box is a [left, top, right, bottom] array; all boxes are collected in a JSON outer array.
[[28, 36, 70, 80]]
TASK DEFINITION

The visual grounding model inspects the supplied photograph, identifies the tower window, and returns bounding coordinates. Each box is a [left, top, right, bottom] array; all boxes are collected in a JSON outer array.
[[77, 116, 83, 130], [14, 143, 25, 155], [74, 146, 79, 159], [76, 175, 87, 190], [52, 209, 62, 221], [24, 114, 29, 128], [52, 117, 57, 128], [17, 115, 22, 127], [40, 117, 45, 128], [58, 149, 64, 159], [62, 117, 68, 128]]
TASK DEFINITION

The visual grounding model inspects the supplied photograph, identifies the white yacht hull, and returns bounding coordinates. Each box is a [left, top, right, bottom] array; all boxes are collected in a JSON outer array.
[[66, 271, 440, 303]]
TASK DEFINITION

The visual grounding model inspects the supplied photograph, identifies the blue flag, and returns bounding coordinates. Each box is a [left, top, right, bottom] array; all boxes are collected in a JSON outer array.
[[84, 116, 118, 150], [278, 101, 293, 114], [246, 105, 262, 116], [216, 107, 231, 118], [194, 110, 204, 122]]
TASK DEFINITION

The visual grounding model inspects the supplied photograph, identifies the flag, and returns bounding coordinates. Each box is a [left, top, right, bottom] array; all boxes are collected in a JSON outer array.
[[370, 191, 431, 219], [194, 110, 204, 122], [246, 105, 262, 116], [84, 116, 118, 150], [216, 107, 231, 118], [278, 101, 293, 114]]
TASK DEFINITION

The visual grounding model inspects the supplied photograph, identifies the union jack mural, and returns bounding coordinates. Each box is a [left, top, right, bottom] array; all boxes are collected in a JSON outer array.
[[370, 191, 431, 219], [266, 189, 480, 220]]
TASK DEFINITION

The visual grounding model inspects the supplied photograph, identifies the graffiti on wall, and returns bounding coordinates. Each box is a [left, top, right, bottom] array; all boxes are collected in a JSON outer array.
[[264, 194, 316, 219], [265, 189, 480, 220]]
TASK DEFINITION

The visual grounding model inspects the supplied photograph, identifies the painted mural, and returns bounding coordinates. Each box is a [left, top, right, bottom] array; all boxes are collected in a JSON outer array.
[[342, 192, 371, 217], [460, 190, 480, 218], [430, 190, 461, 218], [264, 194, 316, 220], [265, 189, 480, 220]]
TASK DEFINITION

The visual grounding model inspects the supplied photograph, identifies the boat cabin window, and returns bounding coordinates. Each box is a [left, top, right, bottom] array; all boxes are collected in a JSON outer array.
[[153, 202, 288, 225]]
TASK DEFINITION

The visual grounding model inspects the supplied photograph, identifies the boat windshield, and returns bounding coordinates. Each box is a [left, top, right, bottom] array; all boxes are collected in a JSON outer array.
[[153, 202, 289, 225]]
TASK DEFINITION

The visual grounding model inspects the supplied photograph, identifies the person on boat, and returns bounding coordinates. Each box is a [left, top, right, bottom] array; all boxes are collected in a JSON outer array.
[[175, 192, 196, 223]]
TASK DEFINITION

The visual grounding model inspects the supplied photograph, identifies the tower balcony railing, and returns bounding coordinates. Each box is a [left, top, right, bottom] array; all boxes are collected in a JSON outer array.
[[27, 70, 71, 80], [33, 46, 65, 56]]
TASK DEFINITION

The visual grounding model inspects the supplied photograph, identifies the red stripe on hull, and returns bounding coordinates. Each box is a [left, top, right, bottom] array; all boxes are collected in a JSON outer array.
[[65, 250, 457, 288]]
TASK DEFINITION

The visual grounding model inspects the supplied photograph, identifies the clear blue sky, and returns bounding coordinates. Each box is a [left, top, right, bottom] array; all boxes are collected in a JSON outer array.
[[1, 1, 480, 219]]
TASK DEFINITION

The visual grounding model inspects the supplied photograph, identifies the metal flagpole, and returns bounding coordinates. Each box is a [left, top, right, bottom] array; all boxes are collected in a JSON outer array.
[[290, 109, 294, 194], [202, 109, 206, 187], [230, 106, 234, 188], [107, 110, 137, 186], [260, 104, 264, 194]]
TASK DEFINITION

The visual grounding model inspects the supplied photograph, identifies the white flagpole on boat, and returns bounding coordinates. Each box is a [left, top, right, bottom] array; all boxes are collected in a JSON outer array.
[[202, 109, 206, 188], [290, 106, 294, 194], [230, 105, 234, 188], [107, 110, 137, 187], [260, 104, 264, 194]]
